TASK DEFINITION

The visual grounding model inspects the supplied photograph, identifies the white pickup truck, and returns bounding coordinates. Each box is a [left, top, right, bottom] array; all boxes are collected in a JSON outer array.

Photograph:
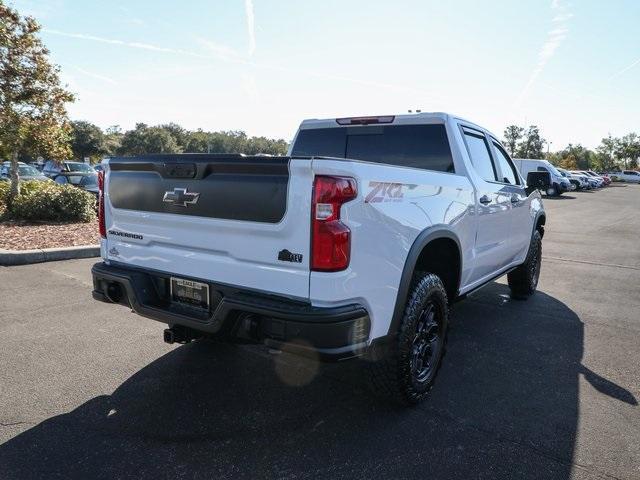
[[92, 113, 549, 404]]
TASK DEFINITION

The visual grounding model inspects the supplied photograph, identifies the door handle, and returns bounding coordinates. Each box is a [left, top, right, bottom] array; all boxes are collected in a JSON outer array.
[[479, 195, 491, 205]]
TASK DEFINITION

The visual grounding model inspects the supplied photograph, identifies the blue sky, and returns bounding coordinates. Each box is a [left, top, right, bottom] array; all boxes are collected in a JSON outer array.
[[10, 0, 640, 149]]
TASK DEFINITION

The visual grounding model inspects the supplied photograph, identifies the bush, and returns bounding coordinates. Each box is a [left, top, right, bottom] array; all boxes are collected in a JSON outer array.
[[2, 180, 96, 223], [0, 181, 8, 211]]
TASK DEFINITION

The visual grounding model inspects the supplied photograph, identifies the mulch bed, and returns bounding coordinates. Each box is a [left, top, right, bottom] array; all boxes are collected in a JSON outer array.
[[0, 220, 99, 250]]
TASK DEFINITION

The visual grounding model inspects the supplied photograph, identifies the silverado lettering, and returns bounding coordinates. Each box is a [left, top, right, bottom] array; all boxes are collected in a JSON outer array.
[[107, 230, 143, 240]]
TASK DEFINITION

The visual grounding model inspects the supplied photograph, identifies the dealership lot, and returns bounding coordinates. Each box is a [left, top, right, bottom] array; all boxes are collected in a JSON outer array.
[[0, 185, 638, 480]]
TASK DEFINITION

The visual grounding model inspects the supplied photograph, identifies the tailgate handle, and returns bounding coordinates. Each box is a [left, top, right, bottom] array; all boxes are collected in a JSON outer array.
[[163, 163, 196, 179]]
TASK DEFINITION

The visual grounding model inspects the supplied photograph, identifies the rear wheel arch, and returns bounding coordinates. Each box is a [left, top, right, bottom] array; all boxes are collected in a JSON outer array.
[[386, 229, 462, 337]]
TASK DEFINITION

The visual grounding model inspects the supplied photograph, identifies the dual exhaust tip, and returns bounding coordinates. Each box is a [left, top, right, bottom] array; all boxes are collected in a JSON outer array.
[[104, 282, 123, 304]]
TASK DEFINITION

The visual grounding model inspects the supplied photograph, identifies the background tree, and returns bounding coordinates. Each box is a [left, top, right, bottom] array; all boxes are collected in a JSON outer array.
[[503, 125, 524, 157], [70, 120, 106, 160], [516, 125, 546, 159], [0, 1, 75, 202], [118, 123, 182, 155], [617, 133, 640, 169], [553, 144, 594, 170], [160, 123, 189, 151], [596, 135, 618, 171], [103, 125, 123, 156]]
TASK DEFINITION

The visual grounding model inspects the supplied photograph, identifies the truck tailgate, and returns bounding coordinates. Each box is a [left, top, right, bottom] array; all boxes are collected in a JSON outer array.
[[103, 155, 313, 300]]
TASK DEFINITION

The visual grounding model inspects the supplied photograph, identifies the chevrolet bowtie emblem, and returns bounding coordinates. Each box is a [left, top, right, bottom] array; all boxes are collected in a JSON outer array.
[[163, 188, 200, 207]]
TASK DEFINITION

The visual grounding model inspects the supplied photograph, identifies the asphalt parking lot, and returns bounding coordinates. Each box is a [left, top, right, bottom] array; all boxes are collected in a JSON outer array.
[[1, 184, 638, 480]]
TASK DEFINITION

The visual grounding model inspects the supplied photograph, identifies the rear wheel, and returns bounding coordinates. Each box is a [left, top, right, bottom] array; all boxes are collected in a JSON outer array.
[[368, 272, 449, 405], [508, 229, 542, 299]]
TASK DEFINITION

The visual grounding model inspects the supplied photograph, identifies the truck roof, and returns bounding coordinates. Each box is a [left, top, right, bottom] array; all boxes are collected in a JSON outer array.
[[299, 112, 495, 138]]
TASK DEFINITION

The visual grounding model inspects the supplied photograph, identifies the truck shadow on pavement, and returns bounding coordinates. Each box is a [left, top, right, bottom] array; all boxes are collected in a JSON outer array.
[[0, 283, 635, 479]]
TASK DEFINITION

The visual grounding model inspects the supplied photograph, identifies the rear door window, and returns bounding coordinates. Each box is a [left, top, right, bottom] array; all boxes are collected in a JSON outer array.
[[462, 129, 497, 182], [291, 124, 454, 173], [492, 142, 520, 185]]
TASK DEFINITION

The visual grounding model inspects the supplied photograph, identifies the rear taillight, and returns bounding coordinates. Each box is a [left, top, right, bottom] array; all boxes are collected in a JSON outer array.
[[311, 176, 357, 271], [98, 170, 106, 238]]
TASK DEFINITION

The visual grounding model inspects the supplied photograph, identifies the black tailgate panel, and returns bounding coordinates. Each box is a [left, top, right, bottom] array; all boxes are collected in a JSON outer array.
[[108, 154, 290, 223]]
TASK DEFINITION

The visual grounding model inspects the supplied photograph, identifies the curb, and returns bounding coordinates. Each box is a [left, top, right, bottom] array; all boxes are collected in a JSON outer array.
[[0, 245, 100, 266]]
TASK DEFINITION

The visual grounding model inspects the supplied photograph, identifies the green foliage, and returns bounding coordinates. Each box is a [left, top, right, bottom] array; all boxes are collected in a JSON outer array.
[[516, 126, 546, 159], [119, 123, 182, 155], [71, 120, 107, 160], [503, 125, 547, 159], [110, 124, 288, 157], [0, 181, 8, 214], [549, 144, 595, 170], [0, 1, 75, 201], [503, 125, 524, 157], [1, 181, 96, 222]]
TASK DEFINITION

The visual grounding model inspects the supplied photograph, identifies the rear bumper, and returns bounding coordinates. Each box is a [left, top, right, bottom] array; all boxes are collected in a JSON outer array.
[[91, 262, 370, 361]]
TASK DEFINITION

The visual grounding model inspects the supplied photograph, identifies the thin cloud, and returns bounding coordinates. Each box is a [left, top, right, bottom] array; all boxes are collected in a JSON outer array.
[[73, 66, 118, 85], [515, 1, 571, 107], [196, 38, 243, 62], [43, 28, 439, 99], [43, 29, 242, 63], [244, 0, 256, 56], [606, 57, 640, 82]]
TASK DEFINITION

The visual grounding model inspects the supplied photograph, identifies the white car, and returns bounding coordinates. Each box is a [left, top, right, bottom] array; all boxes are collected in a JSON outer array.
[[91, 112, 547, 405], [611, 170, 640, 183], [557, 168, 589, 190], [571, 171, 601, 188], [580, 171, 606, 187]]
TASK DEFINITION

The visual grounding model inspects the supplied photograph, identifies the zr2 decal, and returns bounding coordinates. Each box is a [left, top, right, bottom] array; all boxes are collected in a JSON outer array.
[[365, 182, 406, 203]]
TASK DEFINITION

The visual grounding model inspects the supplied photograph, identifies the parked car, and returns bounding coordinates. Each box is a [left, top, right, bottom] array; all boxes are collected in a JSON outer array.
[[53, 172, 99, 199], [581, 171, 607, 187], [597, 173, 612, 185], [570, 171, 600, 188], [91, 112, 549, 405], [584, 170, 610, 185], [0, 162, 51, 182], [610, 170, 640, 183], [557, 168, 589, 190], [42, 160, 96, 178], [513, 158, 570, 196]]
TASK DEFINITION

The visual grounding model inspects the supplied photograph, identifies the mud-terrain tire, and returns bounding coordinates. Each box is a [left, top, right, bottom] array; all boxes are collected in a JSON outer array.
[[508, 229, 542, 299], [368, 272, 449, 405]]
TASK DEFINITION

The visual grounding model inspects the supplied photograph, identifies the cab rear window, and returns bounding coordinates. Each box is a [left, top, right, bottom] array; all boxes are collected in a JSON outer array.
[[291, 124, 454, 173]]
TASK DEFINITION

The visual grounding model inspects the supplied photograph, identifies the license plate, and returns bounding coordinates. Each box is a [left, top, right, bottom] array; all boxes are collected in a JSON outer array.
[[170, 277, 209, 310]]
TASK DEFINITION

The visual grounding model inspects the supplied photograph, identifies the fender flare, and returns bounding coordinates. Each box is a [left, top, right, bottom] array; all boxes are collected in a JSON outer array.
[[385, 227, 462, 337], [533, 209, 546, 238]]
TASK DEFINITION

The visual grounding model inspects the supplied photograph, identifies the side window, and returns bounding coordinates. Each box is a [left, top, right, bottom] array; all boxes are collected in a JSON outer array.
[[537, 166, 549, 172], [492, 142, 520, 185], [463, 130, 497, 182]]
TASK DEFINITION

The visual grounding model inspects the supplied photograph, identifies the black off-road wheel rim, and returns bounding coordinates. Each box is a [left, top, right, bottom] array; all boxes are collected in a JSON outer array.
[[531, 239, 542, 288], [410, 301, 445, 385]]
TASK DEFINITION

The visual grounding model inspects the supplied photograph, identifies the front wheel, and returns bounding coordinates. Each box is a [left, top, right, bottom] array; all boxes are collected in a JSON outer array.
[[368, 272, 449, 405], [508, 229, 542, 299], [546, 183, 560, 196]]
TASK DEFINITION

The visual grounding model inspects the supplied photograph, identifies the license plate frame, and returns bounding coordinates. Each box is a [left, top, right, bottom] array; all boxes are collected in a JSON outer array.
[[170, 277, 210, 310]]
